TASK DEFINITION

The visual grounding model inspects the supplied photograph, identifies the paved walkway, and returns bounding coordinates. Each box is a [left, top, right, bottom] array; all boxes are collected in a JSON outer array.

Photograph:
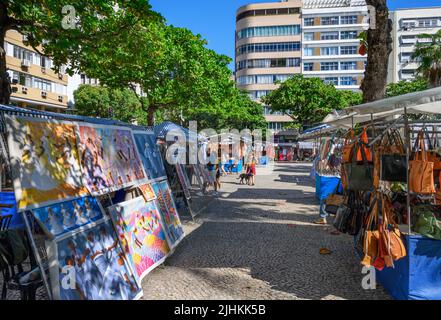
[[142, 162, 390, 300]]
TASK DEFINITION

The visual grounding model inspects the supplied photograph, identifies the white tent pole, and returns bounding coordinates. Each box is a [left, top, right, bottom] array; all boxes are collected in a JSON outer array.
[[404, 106, 411, 235]]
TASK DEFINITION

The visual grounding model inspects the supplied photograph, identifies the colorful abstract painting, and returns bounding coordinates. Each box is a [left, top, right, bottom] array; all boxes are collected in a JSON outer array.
[[108, 197, 170, 282], [76, 125, 145, 195], [5, 116, 88, 210], [132, 131, 167, 180], [48, 219, 142, 300], [152, 180, 185, 248], [32, 196, 104, 238], [139, 184, 156, 202]]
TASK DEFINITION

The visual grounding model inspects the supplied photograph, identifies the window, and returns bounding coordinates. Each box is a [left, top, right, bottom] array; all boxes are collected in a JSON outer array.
[[268, 122, 284, 130], [401, 21, 417, 29], [304, 63, 314, 71], [237, 42, 300, 55], [321, 62, 339, 71], [321, 47, 339, 56], [341, 31, 358, 40], [323, 77, 339, 86], [304, 18, 314, 26], [340, 46, 358, 55], [236, 7, 300, 22], [340, 76, 357, 86], [400, 52, 412, 63], [287, 58, 301, 67], [321, 16, 339, 26], [419, 19, 439, 28], [257, 75, 275, 84], [237, 25, 301, 39], [304, 47, 314, 56], [304, 32, 314, 41], [340, 61, 357, 70], [341, 15, 358, 25], [401, 69, 415, 75], [321, 32, 339, 40]]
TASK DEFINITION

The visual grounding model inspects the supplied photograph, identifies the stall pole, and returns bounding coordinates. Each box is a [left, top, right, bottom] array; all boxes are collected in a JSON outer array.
[[22, 211, 53, 300], [404, 107, 411, 235]]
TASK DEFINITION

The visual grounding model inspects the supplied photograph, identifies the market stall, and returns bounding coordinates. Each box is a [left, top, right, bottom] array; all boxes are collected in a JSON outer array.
[[0, 105, 187, 300], [315, 87, 441, 300]]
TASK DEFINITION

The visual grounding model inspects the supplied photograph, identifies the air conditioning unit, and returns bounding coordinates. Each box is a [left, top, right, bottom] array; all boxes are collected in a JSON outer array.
[[41, 67, 46, 74], [22, 34, 28, 41], [12, 79, 18, 84], [58, 96, 63, 102], [22, 86, 28, 94], [21, 59, 31, 68], [11, 86, 18, 93], [58, 73, 63, 80], [41, 91, 48, 98]]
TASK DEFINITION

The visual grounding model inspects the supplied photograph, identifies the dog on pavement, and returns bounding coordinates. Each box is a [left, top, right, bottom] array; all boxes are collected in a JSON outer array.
[[238, 173, 252, 185]]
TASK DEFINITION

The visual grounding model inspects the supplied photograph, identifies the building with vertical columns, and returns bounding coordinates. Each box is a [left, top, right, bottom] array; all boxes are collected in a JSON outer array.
[[388, 7, 441, 83], [301, 0, 369, 90], [235, 0, 303, 132], [4, 30, 69, 112]]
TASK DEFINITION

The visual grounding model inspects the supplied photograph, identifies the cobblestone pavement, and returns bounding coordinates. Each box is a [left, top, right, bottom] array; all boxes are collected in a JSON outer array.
[[142, 162, 390, 300]]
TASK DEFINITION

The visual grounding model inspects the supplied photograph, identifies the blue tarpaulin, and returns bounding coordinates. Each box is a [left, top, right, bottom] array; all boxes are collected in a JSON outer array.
[[377, 234, 441, 300], [315, 174, 341, 201], [0, 192, 24, 229]]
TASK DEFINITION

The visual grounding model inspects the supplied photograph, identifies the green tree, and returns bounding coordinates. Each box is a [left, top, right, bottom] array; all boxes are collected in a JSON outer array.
[[412, 30, 441, 88], [386, 78, 429, 97], [73, 85, 144, 124], [262, 75, 361, 127], [0, 0, 160, 105], [79, 23, 236, 126]]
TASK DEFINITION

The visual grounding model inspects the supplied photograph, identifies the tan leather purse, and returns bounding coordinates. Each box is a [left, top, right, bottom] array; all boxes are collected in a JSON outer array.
[[361, 196, 379, 267], [409, 132, 435, 194]]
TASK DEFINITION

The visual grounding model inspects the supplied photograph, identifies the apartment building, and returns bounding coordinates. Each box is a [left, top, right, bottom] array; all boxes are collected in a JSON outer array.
[[235, 0, 303, 132], [4, 30, 68, 112], [301, 0, 369, 90], [388, 7, 441, 83]]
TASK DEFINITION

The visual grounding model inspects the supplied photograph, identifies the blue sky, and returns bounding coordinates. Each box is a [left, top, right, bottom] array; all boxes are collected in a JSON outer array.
[[149, 0, 441, 68]]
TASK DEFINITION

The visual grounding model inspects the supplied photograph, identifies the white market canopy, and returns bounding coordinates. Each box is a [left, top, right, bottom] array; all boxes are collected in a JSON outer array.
[[323, 87, 441, 128]]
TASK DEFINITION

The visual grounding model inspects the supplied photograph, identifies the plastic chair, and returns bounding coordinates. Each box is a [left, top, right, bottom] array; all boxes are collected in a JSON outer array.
[[0, 214, 12, 231]]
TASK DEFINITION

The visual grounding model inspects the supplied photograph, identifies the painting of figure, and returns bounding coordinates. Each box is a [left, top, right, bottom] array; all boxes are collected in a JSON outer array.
[[133, 131, 167, 180], [5, 116, 88, 210], [51, 220, 142, 300], [76, 125, 145, 194], [32, 196, 104, 238], [109, 197, 170, 282]]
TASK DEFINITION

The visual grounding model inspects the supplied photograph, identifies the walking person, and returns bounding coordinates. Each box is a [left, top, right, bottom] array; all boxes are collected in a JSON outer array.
[[207, 156, 222, 195], [245, 155, 257, 186]]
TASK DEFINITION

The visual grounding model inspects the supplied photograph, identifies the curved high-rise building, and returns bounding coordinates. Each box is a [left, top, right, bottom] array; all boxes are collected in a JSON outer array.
[[235, 0, 302, 132]]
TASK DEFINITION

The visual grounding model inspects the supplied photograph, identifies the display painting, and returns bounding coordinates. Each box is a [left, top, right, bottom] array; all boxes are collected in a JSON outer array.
[[132, 131, 167, 180]]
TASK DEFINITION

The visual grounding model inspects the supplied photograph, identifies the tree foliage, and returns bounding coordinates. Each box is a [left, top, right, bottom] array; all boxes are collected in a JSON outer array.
[[386, 78, 429, 97], [73, 84, 144, 124], [0, 0, 160, 104], [262, 75, 362, 127], [412, 30, 441, 88]]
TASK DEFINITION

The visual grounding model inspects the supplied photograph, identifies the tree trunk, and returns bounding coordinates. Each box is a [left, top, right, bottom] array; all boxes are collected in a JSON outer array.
[[361, 0, 393, 103], [0, 2, 11, 105]]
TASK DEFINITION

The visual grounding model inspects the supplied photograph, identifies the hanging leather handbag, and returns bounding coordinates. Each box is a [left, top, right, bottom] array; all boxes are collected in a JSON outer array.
[[379, 196, 407, 266], [333, 204, 351, 233], [419, 128, 441, 170], [356, 127, 372, 162], [361, 195, 379, 267], [342, 129, 355, 164], [381, 130, 407, 183], [344, 141, 374, 191], [409, 131, 435, 194]]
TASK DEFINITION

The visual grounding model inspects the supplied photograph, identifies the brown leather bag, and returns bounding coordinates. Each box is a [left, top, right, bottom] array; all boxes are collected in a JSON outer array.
[[356, 127, 372, 162], [342, 129, 355, 164], [409, 132, 435, 194], [361, 195, 379, 267], [379, 196, 407, 266]]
